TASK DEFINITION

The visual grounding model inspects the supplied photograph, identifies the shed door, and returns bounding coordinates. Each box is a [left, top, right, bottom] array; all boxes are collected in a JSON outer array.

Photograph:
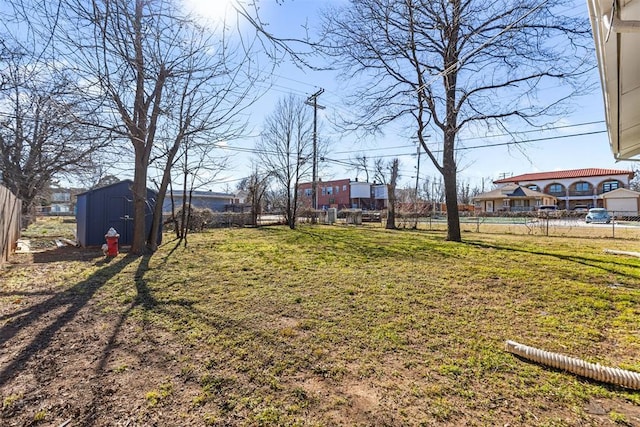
[[106, 195, 134, 244]]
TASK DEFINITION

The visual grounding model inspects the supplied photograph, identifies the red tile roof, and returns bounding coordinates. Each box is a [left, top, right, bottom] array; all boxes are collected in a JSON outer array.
[[494, 168, 634, 184]]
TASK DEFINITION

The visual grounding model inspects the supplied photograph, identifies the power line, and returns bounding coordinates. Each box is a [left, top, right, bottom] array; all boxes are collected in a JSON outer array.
[[218, 123, 607, 162], [330, 120, 606, 156], [324, 129, 608, 163]]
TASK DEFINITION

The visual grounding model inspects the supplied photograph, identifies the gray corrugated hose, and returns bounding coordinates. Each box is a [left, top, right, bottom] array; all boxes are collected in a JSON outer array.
[[505, 340, 640, 390], [604, 249, 640, 258]]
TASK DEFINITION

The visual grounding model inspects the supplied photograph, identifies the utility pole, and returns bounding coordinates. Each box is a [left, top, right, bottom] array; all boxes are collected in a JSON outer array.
[[432, 181, 437, 217], [414, 145, 421, 229], [305, 88, 324, 217], [414, 145, 421, 203]]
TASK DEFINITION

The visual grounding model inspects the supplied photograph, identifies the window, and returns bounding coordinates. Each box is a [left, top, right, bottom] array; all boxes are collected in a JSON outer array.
[[549, 184, 563, 193], [335, 186, 339, 194], [52, 192, 70, 202], [327, 186, 333, 195], [575, 182, 590, 192], [322, 187, 326, 195], [304, 188, 312, 197], [527, 185, 538, 191], [343, 185, 347, 191], [602, 180, 619, 192]]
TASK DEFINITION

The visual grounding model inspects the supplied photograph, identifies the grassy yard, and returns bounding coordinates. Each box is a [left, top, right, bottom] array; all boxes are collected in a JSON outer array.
[[1, 220, 640, 426]]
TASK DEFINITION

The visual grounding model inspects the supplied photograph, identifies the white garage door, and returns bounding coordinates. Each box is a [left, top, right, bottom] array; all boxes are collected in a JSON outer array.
[[606, 198, 638, 215]]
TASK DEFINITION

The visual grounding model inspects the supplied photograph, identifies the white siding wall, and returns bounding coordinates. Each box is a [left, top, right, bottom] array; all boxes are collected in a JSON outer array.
[[350, 182, 371, 198]]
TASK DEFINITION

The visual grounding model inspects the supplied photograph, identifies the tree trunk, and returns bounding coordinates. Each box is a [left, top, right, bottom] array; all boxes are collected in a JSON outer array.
[[443, 133, 461, 242], [290, 185, 299, 230], [148, 177, 167, 252], [287, 188, 296, 229], [148, 141, 182, 251], [180, 165, 188, 239], [386, 159, 399, 230], [130, 156, 149, 254]]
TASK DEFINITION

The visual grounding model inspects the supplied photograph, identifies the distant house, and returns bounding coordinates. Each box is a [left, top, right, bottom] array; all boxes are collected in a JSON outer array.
[[493, 168, 635, 210], [297, 178, 351, 210], [371, 184, 388, 210], [473, 184, 557, 213], [349, 180, 372, 209], [297, 178, 388, 210], [50, 189, 72, 214], [162, 190, 236, 214], [38, 187, 84, 215]]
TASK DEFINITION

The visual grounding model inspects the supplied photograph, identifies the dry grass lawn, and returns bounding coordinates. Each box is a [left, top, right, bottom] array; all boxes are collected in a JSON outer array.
[[1, 218, 639, 426]]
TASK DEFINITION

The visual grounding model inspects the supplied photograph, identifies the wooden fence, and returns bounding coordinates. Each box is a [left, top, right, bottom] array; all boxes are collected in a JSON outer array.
[[0, 184, 21, 266]]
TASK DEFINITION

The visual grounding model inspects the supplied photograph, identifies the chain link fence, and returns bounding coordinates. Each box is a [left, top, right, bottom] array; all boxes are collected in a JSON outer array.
[[398, 210, 640, 239]]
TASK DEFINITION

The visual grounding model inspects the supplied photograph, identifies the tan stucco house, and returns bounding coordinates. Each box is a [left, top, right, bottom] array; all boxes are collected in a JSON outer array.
[[493, 168, 635, 210], [473, 184, 557, 213]]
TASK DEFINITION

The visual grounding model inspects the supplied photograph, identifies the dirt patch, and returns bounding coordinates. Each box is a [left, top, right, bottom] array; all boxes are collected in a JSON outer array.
[[0, 245, 205, 426]]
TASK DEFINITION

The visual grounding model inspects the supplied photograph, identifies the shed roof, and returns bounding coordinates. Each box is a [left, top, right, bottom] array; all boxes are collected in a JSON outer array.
[[169, 190, 235, 199], [76, 179, 154, 196]]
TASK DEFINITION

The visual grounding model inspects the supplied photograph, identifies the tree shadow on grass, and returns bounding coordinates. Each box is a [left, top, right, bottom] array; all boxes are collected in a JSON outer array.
[[465, 240, 640, 283], [32, 245, 105, 263], [0, 254, 139, 387], [28, 253, 159, 426], [280, 226, 456, 261], [158, 237, 184, 266], [94, 254, 156, 372]]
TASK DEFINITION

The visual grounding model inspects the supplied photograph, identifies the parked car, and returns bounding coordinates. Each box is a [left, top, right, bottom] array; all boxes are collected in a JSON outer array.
[[537, 205, 561, 217], [585, 208, 611, 223], [573, 205, 589, 213]]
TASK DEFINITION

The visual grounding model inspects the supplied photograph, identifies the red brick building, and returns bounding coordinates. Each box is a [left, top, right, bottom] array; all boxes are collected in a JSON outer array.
[[297, 178, 388, 210], [298, 178, 351, 209]]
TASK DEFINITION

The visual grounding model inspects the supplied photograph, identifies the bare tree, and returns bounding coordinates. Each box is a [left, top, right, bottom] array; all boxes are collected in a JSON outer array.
[[243, 169, 271, 226], [256, 95, 314, 229], [630, 169, 640, 193], [351, 154, 371, 182], [423, 175, 445, 214], [167, 137, 230, 245], [0, 46, 107, 219], [321, 0, 594, 241], [93, 175, 121, 189], [457, 179, 472, 205], [9, 0, 261, 253]]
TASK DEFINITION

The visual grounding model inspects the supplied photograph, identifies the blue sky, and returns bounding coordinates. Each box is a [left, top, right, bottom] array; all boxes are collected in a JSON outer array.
[[2, 0, 628, 192], [182, 0, 632, 192]]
